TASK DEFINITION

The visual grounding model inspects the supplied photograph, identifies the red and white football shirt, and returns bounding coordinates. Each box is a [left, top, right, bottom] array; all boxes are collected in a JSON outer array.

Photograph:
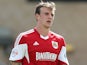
[[9, 28, 69, 65]]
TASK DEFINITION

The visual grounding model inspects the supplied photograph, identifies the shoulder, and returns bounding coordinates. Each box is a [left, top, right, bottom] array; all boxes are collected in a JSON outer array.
[[50, 31, 66, 46], [50, 31, 64, 39], [18, 29, 35, 37], [14, 29, 35, 46]]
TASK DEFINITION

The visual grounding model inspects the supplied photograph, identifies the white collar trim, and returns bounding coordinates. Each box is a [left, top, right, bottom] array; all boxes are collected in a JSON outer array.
[[40, 35, 49, 40]]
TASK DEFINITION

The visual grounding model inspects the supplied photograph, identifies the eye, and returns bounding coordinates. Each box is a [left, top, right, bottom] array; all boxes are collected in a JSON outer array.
[[45, 13, 49, 15]]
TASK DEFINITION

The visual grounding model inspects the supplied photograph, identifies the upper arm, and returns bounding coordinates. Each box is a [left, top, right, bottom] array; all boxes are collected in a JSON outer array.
[[58, 37, 69, 65], [58, 46, 69, 65], [9, 44, 27, 61], [10, 61, 22, 65], [9, 33, 30, 64]]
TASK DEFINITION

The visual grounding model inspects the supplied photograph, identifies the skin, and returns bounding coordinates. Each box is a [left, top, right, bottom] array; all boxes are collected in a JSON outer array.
[[35, 7, 55, 36], [10, 61, 22, 65], [10, 6, 55, 65]]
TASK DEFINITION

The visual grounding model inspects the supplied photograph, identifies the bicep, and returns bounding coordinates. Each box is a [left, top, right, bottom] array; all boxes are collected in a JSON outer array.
[[10, 61, 22, 65]]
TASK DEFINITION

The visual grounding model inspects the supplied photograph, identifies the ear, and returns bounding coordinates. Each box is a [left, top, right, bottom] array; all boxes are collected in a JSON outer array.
[[35, 14, 40, 21]]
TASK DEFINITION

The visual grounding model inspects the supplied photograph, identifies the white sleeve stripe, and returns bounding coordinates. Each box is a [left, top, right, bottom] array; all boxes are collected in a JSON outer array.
[[14, 29, 34, 47], [14, 33, 24, 47], [58, 46, 69, 65], [9, 44, 30, 63], [9, 44, 26, 61]]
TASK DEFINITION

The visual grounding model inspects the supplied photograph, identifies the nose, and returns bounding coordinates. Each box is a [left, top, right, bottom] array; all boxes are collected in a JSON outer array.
[[49, 14, 53, 19]]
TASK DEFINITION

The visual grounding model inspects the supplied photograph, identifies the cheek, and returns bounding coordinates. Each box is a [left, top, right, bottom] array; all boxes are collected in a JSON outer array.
[[40, 16, 46, 21]]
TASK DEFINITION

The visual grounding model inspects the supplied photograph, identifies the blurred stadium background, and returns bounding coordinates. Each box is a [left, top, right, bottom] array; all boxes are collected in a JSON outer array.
[[0, 0, 87, 65]]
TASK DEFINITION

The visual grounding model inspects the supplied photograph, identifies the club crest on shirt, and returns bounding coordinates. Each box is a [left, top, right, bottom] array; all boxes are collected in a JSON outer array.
[[52, 41, 58, 49]]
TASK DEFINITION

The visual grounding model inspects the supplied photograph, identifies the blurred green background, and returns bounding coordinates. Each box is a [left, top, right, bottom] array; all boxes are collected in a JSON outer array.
[[0, 0, 87, 65]]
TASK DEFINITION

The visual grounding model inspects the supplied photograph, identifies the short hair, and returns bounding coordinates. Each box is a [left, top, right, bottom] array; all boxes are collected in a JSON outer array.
[[35, 1, 56, 14]]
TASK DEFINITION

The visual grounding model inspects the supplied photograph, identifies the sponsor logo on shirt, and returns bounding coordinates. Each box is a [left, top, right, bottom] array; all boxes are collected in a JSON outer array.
[[36, 52, 57, 61]]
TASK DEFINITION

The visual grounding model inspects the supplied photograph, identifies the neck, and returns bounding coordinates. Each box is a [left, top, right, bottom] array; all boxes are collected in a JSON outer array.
[[35, 25, 50, 36]]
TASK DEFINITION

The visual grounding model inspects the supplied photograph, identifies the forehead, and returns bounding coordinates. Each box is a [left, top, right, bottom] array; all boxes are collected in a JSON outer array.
[[40, 7, 53, 13]]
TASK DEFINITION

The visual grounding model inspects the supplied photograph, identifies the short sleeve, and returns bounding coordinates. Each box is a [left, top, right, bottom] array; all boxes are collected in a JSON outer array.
[[58, 37, 69, 65], [14, 33, 27, 47], [9, 44, 27, 61], [9, 33, 28, 62], [58, 46, 69, 65]]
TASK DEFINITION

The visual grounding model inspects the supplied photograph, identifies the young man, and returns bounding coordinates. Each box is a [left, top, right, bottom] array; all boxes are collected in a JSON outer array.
[[9, 1, 69, 65]]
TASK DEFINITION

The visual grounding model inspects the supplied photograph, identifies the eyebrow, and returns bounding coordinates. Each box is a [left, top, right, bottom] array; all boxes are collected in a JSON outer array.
[[44, 12, 54, 16]]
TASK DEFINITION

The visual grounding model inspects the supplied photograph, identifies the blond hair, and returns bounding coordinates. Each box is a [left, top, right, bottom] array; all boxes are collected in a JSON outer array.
[[35, 1, 56, 14]]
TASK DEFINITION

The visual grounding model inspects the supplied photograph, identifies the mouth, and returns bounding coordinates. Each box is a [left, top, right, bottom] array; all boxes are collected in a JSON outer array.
[[46, 20, 51, 23]]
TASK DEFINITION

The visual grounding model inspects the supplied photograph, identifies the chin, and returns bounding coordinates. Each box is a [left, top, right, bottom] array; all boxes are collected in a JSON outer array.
[[45, 25, 51, 29]]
